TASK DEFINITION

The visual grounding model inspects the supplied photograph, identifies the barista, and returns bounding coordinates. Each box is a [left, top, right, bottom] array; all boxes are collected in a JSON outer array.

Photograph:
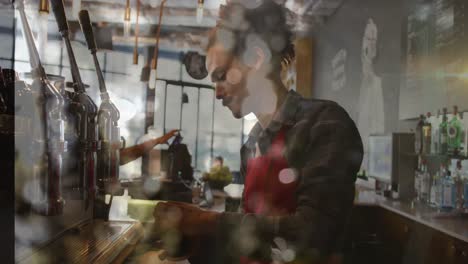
[[153, 1, 363, 263]]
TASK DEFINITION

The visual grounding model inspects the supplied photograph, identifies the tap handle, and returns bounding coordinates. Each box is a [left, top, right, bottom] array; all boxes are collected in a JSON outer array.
[[50, 0, 69, 33], [78, 10, 97, 51]]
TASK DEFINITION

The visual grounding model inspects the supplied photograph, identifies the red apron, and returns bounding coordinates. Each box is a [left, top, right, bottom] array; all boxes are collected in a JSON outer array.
[[241, 127, 298, 264]]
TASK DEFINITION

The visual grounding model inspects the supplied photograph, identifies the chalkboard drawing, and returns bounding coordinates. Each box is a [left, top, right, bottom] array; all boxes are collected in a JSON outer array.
[[331, 49, 347, 91], [358, 18, 385, 153]]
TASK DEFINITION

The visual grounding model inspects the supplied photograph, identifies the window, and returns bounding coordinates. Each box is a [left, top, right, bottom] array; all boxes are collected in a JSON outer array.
[[11, 10, 249, 179], [213, 98, 243, 170], [180, 87, 200, 166], [196, 89, 215, 171]]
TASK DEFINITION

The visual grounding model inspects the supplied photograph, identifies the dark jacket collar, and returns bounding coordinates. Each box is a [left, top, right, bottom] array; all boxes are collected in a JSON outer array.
[[244, 90, 302, 152]]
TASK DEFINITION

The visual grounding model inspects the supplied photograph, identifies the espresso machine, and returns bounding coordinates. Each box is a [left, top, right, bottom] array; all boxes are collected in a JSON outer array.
[[50, 0, 99, 210], [16, 0, 66, 216], [78, 9, 122, 219]]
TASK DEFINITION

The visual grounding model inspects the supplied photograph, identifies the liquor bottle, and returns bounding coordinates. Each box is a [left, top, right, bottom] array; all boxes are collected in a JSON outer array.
[[422, 112, 432, 155], [414, 157, 422, 202], [420, 160, 431, 203], [415, 114, 425, 155], [460, 112, 467, 157], [432, 109, 441, 154], [441, 169, 457, 210], [448, 106, 463, 155], [439, 108, 449, 155], [430, 170, 441, 208], [453, 160, 464, 211], [462, 161, 468, 210], [437, 164, 447, 207]]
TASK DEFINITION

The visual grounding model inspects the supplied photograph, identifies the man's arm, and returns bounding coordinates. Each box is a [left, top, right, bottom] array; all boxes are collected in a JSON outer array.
[[119, 130, 178, 165], [217, 105, 364, 261]]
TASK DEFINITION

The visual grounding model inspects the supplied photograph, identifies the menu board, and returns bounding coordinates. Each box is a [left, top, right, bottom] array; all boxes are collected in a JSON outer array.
[[400, 0, 468, 119]]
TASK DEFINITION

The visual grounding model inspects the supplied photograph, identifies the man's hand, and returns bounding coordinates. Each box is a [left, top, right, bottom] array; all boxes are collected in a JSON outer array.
[[153, 129, 179, 145], [153, 201, 219, 237], [153, 201, 220, 259], [120, 129, 179, 165]]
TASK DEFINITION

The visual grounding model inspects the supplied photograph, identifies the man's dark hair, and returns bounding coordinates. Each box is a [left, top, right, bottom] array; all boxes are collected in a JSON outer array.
[[208, 0, 295, 72], [214, 156, 224, 164]]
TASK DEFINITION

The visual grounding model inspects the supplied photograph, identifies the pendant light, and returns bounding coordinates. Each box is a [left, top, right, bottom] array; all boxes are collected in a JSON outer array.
[[133, 0, 140, 64], [124, 0, 131, 37], [196, 0, 204, 24], [38, 0, 49, 59]]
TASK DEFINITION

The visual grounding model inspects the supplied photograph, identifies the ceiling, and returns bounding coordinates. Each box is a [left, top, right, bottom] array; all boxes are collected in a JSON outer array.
[[21, 0, 344, 52]]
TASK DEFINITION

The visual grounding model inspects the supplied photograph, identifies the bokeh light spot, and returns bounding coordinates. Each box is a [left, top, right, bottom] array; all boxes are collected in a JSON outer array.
[[278, 168, 297, 184]]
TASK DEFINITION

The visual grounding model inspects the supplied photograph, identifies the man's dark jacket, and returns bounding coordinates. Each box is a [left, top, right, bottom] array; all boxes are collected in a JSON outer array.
[[208, 90, 363, 263]]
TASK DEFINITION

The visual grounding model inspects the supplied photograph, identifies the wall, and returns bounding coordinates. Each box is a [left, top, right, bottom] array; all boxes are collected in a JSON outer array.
[[311, 0, 408, 169], [313, 0, 405, 130]]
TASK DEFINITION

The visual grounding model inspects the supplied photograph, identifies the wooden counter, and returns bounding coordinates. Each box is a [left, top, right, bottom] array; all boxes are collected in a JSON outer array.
[[355, 190, 468, 243], [352, 190, 468, 264]]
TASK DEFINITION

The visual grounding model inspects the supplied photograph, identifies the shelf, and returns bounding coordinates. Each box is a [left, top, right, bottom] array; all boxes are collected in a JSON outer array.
[[402, 153, 468, 160]]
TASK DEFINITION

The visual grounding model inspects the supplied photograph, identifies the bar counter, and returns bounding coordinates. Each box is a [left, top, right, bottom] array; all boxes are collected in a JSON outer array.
[[352, 189, 468, 263], [354, 190, 468, 243]]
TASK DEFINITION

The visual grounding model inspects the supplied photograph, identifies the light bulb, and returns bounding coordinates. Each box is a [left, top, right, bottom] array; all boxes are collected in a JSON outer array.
[[196, 0, 204, 24], [123, 0, 131, 37], [148, 69, 157, 89], [124, 21, 131, 37], [37, 13, 48, 60], [39, 0, 49, 14], [124, 0, 131, 21]]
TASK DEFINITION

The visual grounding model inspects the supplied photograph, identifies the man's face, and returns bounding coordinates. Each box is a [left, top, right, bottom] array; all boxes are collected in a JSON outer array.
[[206, 42, 252, 119], [212, 159, 223, 168]]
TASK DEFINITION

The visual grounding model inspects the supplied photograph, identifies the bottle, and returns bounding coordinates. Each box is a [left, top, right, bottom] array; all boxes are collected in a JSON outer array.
[[430, 170, 441, 208], [439, 108, 449, 155], [423, 112, 432, 155], [462, 161, 468, 210], [432, 110, 441, 154], [442, 170, 455, 210], [460, 112, 467, 157], [414, 157, 423, 202], [420, 160, 431, 203], [441, 169, 452, 209], [453, 160, 464, 211], [437, 164, 447, 207], [448, 106, 463, 155], [415, 114, 425, 155]]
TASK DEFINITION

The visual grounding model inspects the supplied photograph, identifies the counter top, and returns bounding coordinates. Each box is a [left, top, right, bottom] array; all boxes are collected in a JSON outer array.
[[355, 190, 468, 243]]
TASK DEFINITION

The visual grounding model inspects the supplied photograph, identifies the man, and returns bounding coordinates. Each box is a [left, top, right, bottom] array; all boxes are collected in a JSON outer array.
[[202, 156, 233, 190], [153, 1, 363, 263]]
